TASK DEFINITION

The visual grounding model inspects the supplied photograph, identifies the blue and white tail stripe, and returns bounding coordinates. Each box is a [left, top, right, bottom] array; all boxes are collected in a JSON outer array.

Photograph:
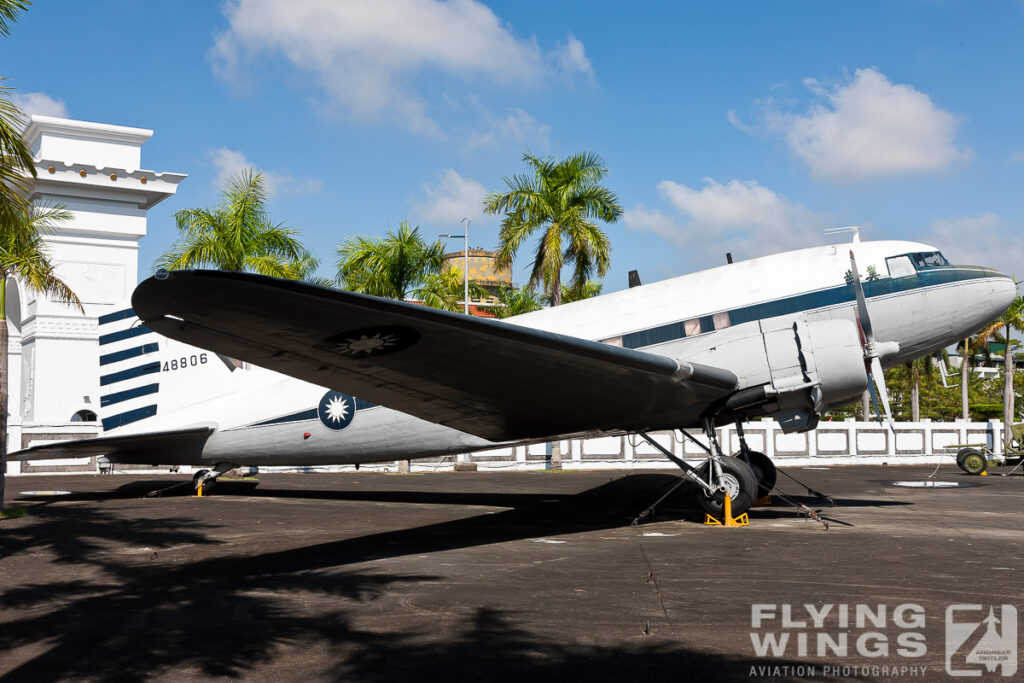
[[98, 307, 159, 432]]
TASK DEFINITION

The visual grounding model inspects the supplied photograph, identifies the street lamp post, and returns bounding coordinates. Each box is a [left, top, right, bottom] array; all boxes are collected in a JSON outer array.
[[440, 218, 470, 315]]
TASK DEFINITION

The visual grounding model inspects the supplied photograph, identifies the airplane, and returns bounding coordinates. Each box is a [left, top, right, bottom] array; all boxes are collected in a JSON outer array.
[[12, 238, 1017, 517]]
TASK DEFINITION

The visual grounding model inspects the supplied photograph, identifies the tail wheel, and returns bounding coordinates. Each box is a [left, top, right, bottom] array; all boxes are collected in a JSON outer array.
[[694, 457, 758, 517], [739, 450, 776, 497], [958, 448, 987, 476]]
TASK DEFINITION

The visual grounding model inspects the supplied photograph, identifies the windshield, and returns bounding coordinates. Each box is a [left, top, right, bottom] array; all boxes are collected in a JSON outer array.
[[886, 251, 950, 277], [910, 251, 950, 269]]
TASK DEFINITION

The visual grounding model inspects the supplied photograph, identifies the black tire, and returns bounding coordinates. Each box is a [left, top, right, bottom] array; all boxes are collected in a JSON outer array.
[[693, 457, 758, 517], [193, 469, 212, 492], [739, 451, 776, 496], [959, 448, 988, 476]]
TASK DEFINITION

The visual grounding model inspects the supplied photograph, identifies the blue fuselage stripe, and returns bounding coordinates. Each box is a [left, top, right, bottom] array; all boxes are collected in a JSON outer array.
[[102, 404, 157, 431], [101, 383, 159, 407], [99, 326, 153, 346], [621, 267, 995, 349], [100, 362, 160, 386], [247, 398, 378, 428], [100, 342, 159, 366]]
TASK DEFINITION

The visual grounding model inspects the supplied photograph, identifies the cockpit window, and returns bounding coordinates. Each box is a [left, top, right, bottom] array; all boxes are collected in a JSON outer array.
[[885, 255, 916, 278], [910, 251, 950, 269], [885, 251, 950, 277]]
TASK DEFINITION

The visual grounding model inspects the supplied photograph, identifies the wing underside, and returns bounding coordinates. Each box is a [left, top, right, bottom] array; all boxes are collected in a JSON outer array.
[[133, 271, 738, 441], [10, 426, 215, 464]]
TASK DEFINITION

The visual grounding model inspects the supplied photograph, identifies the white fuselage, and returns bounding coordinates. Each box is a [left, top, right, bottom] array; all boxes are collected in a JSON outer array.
[[97, 240, 1017, 467]]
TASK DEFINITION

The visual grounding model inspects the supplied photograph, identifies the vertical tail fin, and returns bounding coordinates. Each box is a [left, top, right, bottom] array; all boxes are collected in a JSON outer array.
[[98, 306, 246, 433], [98, 307, 161, 432]]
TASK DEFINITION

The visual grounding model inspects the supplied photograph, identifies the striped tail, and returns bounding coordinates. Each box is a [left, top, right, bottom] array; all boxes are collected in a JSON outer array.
[[98, 307, 161, 432]]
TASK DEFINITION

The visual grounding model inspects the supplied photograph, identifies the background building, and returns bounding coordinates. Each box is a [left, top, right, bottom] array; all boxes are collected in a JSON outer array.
[[440, 248, 512, 312], [6, 116, 185, 473]]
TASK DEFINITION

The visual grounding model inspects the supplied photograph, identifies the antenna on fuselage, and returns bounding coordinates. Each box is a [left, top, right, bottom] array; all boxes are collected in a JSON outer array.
[[825, 225, 862, 243], [628, 270, 642, 288]]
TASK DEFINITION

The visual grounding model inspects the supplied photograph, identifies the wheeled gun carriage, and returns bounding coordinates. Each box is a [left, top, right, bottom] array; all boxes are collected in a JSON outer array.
[[953, 422, 1024, 475]]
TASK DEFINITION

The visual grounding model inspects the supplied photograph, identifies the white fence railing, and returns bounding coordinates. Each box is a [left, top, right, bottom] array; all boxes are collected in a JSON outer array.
[[8, 418, 1014, 476]]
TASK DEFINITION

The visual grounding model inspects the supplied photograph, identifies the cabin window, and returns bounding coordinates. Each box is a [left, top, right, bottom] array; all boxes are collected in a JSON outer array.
[[684, 319, 701, 336], [713, 311, 731, 330], [885, 255, 916, 278], [910, 251, 950, 269]]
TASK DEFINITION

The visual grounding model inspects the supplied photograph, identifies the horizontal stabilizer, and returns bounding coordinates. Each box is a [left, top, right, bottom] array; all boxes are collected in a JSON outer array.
[[10, 426, 215, 464], [133, 270, 738, 441]]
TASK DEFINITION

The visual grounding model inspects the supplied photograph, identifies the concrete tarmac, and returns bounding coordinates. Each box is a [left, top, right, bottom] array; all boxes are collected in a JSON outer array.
[[0, 464, 1021, 681]]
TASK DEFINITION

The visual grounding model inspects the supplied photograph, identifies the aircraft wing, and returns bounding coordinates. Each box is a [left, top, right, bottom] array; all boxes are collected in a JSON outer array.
[[133, 271, 738, 441], [10, 426, 215, 463]]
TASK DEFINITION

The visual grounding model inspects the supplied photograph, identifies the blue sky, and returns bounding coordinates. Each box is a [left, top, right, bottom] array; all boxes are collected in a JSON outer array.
[[4, 0, 1024, 290]]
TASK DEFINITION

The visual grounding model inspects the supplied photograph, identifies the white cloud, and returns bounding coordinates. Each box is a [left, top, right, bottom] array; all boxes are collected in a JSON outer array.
[[553, 34, 593, 78], [754, 68, 970, 182], [211, 0, 590, 135], [923, 212, 1024, 279], [626, 178, 829, 261], [622, 206, 685, 245], [208, 147, 323, 199], [465, 107, 551, 149], [412, 169, 487, 225], [10, 91, 68, 118], [725, 109, 755, 135]]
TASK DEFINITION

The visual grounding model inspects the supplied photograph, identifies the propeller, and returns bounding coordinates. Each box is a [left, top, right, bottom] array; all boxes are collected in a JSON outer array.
[[849, 251, 900, 431]]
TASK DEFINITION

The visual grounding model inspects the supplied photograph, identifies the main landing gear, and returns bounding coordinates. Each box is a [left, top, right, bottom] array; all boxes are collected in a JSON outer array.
[[192, 462, 238, 495], [636, 419, 776, 519]]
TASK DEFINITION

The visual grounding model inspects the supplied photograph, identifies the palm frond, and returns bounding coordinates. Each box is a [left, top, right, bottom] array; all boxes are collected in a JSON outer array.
[[485, 150, 617, 305], [0, 0, 30, 36]]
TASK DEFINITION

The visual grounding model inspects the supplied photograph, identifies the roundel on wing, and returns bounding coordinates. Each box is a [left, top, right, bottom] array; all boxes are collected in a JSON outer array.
[[320, 325, 419, 359], [317, 390, 356, 430]]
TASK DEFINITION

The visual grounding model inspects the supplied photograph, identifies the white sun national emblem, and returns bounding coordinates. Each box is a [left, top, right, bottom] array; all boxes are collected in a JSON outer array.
[[317, 390, 356, 430], [319, 325, 420, 358]]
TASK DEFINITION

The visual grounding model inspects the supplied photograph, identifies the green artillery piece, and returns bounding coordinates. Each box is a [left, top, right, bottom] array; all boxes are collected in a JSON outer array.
[[952, 423, 1024, 475]]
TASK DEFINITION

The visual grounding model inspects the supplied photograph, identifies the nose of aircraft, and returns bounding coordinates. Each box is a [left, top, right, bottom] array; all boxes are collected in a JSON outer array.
[[990, 271, 1018, 318]]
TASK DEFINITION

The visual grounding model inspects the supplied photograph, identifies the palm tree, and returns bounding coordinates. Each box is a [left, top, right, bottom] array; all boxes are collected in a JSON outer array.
[[559, 280, 603, 305], [492, 285, 546, 319], [0, 2, 33, 221], [414, 267, 488, 313], [1, 204, 82, 511], [336, 221, 444, 300], [291, 247, 335, 288], [483, 152, 622, 306], [155, 169, 304, 277], [976, 294, 1024, 447], [905, 355, 935, 422]]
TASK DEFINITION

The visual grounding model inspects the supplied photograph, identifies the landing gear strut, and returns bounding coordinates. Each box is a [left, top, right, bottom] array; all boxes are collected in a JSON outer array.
[[192, 462, 237, 495], [635, 418, 758, 519], [734, 421, 777, 498]]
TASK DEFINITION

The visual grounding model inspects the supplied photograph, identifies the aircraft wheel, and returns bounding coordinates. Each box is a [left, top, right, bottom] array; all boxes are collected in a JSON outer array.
[[694, 457, 758, 517], [958, 448, 987, 476], [739, 451, 776, 496], [193, 469, 211, 492]]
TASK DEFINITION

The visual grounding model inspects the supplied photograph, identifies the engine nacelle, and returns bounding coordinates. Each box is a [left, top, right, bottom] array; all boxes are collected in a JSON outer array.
[[681, 318, 868, 432]]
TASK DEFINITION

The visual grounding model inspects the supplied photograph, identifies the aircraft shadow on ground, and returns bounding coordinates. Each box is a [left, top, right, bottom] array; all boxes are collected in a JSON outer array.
[[2, 471, 918, 680], [0, 484, 838, 682]]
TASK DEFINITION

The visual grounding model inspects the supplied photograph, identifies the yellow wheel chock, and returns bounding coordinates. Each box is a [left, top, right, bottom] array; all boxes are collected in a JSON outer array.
[[704, 494, 749, 527]]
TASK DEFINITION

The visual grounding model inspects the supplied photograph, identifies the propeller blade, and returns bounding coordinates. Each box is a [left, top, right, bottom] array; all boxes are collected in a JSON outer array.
[[866, 372, 883, 422], [849, 250, 874, 343], [870, 356, 895, 432]]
